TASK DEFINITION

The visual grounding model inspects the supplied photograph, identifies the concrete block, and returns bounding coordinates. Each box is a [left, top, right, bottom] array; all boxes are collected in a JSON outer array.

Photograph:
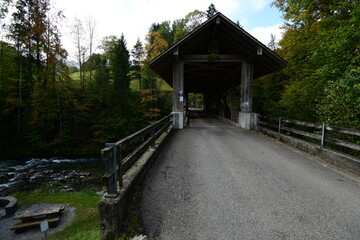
[[172, 112, 184, 129], [238, 112, 258, 130], [0, 196, 18, 218], [99, 196, 123, 240]]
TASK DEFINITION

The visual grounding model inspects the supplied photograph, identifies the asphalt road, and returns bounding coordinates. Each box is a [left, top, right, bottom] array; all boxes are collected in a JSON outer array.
[[141, 111, 360, 240]]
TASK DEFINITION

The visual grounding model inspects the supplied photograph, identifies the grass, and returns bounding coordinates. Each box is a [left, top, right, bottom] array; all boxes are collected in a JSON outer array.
[[13, 188, 101, 240], [70, 71, 173, 92], [11, 163, 144, 240], [70, 71, 94, 82], [129, 78, 172, 92]]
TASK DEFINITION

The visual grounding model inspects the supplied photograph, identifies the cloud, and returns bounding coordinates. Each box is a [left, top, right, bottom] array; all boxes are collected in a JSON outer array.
[[52, 0, 278, 60], [248, 23, 284, 46], [249, 0, 268, 11]]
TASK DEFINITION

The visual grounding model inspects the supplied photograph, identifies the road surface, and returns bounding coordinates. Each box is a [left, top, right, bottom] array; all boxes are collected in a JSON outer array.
[[141, 111, 360, 239]]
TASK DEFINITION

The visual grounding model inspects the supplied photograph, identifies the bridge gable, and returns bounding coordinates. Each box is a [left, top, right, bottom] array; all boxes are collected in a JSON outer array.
[[149, 12, 287, 90], [150, 12, 287, 129]]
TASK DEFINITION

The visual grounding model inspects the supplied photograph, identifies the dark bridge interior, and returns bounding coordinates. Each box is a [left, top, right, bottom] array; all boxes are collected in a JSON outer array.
[[184, 62, 241, 93]]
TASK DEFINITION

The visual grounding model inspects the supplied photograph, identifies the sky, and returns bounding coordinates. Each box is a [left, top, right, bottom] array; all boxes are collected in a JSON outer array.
[[4, 0, 285, 62]]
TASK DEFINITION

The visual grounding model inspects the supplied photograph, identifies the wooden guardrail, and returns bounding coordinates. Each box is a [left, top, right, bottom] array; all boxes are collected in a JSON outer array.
[[101, 115, 172, 197], [259, 115, 360, 155]]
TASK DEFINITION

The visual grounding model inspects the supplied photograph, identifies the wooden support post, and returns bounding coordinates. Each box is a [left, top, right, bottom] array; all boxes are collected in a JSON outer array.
[[173, 60, 184, 129], [238, 61, 258, 130], [240, 61, 253, 113]]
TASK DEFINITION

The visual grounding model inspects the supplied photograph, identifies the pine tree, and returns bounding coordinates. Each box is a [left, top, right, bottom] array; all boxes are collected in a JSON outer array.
[[268, 34, 277, 50], [103, 34, 130, 114], [131, 39, 144, 90], [206, 3, 218, 19]]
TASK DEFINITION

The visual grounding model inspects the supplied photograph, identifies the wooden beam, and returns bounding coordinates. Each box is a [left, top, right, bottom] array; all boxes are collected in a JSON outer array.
[[185, 66, 232, 72], [216, 17, 221, 24], [208, 17, 221, 54], [185, 62, 240, 68], [173, 60, 184, 112], [182, 54, 244, 63], [173, 47, 180, 61], [240, 62, 253, 112]]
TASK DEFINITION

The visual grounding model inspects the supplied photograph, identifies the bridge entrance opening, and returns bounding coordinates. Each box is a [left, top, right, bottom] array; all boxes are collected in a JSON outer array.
[[149, 13, 287, 129], [188, 93, 204, 109], [187, 110, 233, 127]]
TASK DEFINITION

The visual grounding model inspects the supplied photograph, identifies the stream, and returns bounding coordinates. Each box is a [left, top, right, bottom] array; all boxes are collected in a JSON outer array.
[[0, 158, 103, 196]]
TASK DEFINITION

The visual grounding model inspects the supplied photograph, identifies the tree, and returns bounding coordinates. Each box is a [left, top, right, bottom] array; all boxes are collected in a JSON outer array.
[[317, 67, 360, 129], [270, 0, 360, 122], [142, 31, 168, 90], [206, 3, 218, 19], [131, 38, 144, 90], [145, 31, 168, 61], [93, 55, 109, 93], [101, 34, 131, 114], [268, 33, 277, 50], [8, 0, 52, 136], [86, 16, 97, 91], [71, 17, 87, 91], [149, 23, 160, 33], [157, 21, 174, 46], [3, 0, 76, 154], [174, 10, 206, 43], [0, 41, 19, 146]]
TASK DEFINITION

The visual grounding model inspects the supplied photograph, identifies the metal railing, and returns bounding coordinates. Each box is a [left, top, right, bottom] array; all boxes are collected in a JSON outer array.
[[259, 115, 360, 155], [101, 115, 172, 197]]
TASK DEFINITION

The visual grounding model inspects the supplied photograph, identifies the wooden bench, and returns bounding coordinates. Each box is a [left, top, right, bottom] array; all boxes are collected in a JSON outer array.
[[11, 205, 64, 233], [11, 216, 60, 231]]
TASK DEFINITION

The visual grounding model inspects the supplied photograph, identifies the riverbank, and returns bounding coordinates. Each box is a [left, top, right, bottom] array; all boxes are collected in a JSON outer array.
[[0, 147, 101, 162], [0, 158, 104, 197], [0, 157, 144, 239], [0, 157, 105, 239]]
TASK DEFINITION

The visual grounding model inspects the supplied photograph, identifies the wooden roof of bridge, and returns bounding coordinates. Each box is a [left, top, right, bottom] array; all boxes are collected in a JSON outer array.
[[149, 12, 287, 93]]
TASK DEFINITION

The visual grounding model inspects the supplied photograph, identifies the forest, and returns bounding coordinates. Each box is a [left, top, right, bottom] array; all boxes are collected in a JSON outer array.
[[0, 0, 359, 159]]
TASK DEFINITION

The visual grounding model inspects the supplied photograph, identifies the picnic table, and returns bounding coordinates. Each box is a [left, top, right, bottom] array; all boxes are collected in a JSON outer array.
[[11, 205, 64, 233]]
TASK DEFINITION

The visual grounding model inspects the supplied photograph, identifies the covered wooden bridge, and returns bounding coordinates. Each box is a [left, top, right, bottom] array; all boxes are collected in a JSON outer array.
[[149, 12, 287, 129]]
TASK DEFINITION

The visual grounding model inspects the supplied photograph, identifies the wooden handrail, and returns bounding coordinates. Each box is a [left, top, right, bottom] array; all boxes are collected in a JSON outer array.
[[259, 114, 360, 155], [281, 118, 322, 129], [101, 114, 173, 197], [326, 125, 360, 137]]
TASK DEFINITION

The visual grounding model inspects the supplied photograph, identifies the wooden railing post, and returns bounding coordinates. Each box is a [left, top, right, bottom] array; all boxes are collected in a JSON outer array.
[[151, 122, 156, 147], [117, 144, 123, 188], [278, 117, 282, 134], [321, 123, 327, 146], [102, 143, 118, 197]]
